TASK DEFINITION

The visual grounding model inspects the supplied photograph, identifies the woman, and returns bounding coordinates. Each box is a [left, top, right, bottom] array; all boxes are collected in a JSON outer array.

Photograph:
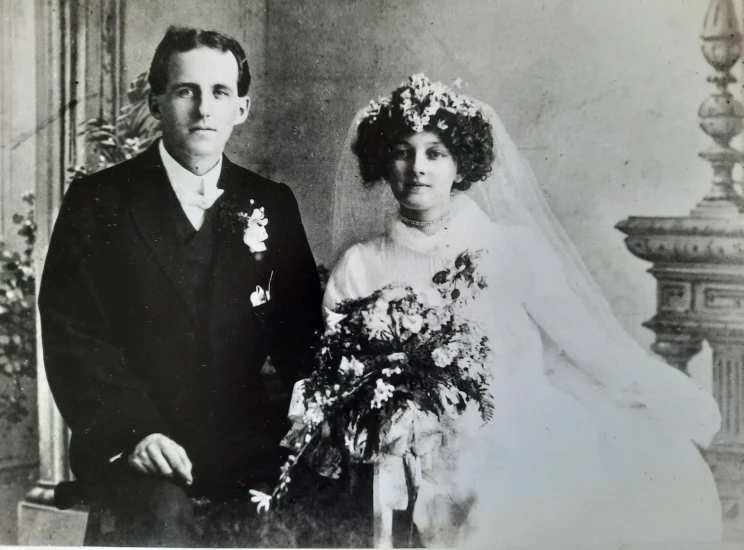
[[320, 74, 722, 547]]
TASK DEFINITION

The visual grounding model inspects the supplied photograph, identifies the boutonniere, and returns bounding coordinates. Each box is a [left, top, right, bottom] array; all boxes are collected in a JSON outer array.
[[239, 200, 269, 253], [251, 271, 273, 307]]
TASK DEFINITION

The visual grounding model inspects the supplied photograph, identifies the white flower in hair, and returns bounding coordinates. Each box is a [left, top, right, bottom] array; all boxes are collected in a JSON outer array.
[[359, 73, 480, 132]]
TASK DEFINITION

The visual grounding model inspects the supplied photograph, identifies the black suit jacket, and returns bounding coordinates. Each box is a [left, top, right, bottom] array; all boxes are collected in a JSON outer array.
[[39, 144, 323, 479]]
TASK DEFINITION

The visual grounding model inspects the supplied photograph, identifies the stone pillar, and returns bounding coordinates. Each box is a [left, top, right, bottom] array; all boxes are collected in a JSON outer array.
[[17, 1, 126, 545]]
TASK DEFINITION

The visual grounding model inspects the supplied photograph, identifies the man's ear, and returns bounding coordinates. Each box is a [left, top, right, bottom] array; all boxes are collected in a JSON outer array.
[[235, 96, 250, 125], [148, 94, 162, 121]]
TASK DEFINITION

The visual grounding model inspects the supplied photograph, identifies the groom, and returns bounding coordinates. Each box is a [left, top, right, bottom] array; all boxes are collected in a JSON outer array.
[[39, 27, 322, 546]]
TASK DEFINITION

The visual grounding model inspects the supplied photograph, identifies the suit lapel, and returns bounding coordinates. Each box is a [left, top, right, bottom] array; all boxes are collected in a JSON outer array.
[[209, 160, 271, 330], [129, 145, 202, 328]]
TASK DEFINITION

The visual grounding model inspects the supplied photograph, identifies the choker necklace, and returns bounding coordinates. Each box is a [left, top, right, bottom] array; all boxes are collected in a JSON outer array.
[[400, 211, 451, 228]]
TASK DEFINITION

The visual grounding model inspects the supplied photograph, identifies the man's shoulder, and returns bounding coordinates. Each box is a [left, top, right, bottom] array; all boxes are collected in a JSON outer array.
[[226, 160, 296, 204], [67, 151, 155, 198]]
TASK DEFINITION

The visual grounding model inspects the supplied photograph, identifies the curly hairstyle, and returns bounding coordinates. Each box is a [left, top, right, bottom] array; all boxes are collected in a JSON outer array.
[[149, 26, 251, 97], [352, 80, 494, 191]]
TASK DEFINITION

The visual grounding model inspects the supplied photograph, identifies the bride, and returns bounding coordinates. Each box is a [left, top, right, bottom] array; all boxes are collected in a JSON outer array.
[[317, 74, 722, 547]]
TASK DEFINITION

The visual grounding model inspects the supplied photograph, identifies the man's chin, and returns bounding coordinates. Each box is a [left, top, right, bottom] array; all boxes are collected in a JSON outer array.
[[182, 139, 226, 159]]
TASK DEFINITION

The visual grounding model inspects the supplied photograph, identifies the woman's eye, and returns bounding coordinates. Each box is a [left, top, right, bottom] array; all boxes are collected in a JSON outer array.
[[428, 150, 444, 159], [392, 149, 410, 160]]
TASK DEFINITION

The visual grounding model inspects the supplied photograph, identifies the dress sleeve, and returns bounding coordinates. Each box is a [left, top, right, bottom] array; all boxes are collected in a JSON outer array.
[[322, 243, 370, 313]]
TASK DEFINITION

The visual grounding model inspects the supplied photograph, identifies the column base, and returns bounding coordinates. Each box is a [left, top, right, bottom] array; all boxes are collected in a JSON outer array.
[[704, 443, 744, 543], [17, 485, 88, 546]]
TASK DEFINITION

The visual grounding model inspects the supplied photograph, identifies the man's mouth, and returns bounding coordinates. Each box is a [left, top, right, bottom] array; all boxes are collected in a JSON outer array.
[[190, 127, 216, 132]]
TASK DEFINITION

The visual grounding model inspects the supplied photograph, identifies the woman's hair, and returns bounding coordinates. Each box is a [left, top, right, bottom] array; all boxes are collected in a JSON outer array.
[[353, 75, 494, 190]]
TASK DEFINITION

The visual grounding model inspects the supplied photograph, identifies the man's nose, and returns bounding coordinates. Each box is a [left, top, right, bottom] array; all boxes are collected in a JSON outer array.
[[196, 94, 214, 118]]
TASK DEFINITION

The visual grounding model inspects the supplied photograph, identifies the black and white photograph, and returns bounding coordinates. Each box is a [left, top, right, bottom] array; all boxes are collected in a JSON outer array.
[[1, 0, 743, 548]]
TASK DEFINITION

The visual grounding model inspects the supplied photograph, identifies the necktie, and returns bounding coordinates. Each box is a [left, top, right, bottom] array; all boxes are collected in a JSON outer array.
[[176, 179, 224, 230]]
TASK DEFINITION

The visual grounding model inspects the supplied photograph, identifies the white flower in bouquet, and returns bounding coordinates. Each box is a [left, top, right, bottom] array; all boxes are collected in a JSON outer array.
[[447, 342, 463, 355], [401, 313, 424, 334], [362, 307, 391, 339], [432, 346, 454, 368], [382, 366, 402, 377], [418, 286, 445, 308], [371, 378, 395, 409], [303, 399, 325, 427], [425, 310, 446, 331], [325, 308, 347, 335], [386, 352, 407, 363], [339, 355, 365, 377], [249, 489, 272, 514]]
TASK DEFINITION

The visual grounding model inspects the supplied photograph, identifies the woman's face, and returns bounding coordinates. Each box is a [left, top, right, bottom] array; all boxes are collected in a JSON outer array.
[[386, 131, 459, 215]]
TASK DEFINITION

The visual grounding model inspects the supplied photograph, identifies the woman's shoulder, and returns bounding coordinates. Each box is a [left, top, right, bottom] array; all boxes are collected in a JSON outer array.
[[324, 237, 388, 308], [336, 234, 390, 266]]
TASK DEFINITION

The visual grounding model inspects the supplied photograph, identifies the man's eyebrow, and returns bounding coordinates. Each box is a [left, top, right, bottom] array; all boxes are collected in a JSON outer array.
[[169, 81, 198, 89]]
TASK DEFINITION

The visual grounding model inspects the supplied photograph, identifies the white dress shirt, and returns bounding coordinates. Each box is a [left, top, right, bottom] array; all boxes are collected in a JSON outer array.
[[159, 140, 224, 230]]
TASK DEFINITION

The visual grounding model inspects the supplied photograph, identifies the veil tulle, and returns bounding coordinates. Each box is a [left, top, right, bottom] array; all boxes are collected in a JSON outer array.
[[331, 98, 721, 448]]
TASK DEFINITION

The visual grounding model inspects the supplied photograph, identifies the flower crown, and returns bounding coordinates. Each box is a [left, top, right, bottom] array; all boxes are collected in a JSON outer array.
[[360, 73, 480, 133]]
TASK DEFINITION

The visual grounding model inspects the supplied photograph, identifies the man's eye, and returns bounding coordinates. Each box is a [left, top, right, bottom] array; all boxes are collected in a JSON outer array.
[[215, 89, 230, 97], [176, 88, 194, 97]]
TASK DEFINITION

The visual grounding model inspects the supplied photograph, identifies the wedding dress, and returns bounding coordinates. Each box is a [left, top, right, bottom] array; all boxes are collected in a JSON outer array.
[[324, 193, 721, 546], [322, 100, 723, 547]]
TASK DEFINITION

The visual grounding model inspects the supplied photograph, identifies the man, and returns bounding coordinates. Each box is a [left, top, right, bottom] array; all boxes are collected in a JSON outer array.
[[39, 27, 322, 546]]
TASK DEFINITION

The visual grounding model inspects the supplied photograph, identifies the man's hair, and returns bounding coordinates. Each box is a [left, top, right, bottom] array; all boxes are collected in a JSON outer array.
[[148, 26, 251, 96]]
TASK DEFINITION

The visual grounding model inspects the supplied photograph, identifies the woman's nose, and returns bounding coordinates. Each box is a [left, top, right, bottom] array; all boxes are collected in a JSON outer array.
[[412, 151, 427, 174]]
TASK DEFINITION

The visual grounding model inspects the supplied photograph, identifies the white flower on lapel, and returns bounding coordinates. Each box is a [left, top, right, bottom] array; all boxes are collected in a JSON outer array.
[[250, 285, 270, 307], [240, 201, 269, 253], [250, 271, 273, 308]]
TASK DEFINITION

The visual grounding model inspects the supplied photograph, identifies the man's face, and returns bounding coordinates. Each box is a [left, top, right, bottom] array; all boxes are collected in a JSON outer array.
[[150, 47, 249, 166]]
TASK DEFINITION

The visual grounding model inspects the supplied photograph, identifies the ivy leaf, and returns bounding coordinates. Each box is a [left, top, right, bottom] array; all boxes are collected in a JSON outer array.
[[432, 269, 450, 285]]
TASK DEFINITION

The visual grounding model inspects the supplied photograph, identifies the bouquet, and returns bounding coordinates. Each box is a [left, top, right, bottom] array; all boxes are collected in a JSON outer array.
[[250, 250, 493, 513]]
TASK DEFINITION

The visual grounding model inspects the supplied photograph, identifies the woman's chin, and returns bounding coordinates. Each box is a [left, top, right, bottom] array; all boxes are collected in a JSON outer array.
[[398, 198, 440, 214]]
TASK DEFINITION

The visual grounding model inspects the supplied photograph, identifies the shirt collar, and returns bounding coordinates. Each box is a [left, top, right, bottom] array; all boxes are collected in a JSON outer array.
[[159, 139, 223, 199]]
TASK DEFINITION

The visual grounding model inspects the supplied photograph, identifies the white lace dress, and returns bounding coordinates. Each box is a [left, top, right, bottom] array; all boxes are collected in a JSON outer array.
[[323, 195, 722, 547]]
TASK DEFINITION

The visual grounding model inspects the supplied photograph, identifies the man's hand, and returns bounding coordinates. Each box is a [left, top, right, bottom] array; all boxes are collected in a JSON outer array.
[[128, 433, 193, 485]]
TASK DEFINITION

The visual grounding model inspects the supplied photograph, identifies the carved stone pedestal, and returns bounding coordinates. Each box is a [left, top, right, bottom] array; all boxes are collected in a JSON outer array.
[[617, 215, 744, 539], [617, 0, 744, 540]]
